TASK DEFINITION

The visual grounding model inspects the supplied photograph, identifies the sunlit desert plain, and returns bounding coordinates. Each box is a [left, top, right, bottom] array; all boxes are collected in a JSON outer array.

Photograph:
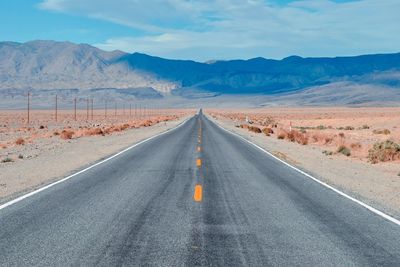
[[209, 107, 400, 164]]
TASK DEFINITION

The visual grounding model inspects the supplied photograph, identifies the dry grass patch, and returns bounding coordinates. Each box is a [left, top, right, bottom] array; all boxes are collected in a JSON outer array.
[[15, 137, 25, 145], [60, 129, 75, 140], [373, 129, 391, 135]]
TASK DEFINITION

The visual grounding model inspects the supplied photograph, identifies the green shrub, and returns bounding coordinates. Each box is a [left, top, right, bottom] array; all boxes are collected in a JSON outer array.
[[1, 157, 14, 163], [337, 145, 351, 156]]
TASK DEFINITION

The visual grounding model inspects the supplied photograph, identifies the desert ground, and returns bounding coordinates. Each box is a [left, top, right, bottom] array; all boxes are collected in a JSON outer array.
[[0, 108, 194, 202], [207, 107, 400, 217]]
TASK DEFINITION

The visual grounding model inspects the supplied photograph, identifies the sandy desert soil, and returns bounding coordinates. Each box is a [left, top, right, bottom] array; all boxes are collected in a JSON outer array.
[[206, 107, 400, 218], [0, 109, 194, 203]]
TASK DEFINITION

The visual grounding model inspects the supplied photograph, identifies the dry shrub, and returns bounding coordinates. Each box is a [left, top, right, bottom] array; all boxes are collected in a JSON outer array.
[[310, 133, 333, 144], [337, 145, 351, 156], [120, 123, 130, 131], [344, 126, 355, 130], [262, 127, 274, 136], [15, 137, 25, 145], [240, 124, 249, 129], [350, 142, 362, 149], [296, 133, 309, 145], [277, 130, 287, 140], [288, 130, 308, 145], [279, 130, 308, 145], [84, 128, 104, 136], [373, 129, 391, 135], [248, 126, 262, 133], [368, 140, 400, 163], [53, 131, 60, 136], [139, 120, 153, 127], [324, 137, 333, 145], [60, 129, 74, 140]]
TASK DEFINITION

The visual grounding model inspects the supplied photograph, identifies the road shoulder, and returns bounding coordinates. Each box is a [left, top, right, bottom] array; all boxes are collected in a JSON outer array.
[[207, 114, 400, 220], [0, 117, 188, 204]]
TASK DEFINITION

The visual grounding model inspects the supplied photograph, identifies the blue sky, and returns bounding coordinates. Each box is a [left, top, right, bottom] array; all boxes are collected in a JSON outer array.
[[1, 0, 399, 61]]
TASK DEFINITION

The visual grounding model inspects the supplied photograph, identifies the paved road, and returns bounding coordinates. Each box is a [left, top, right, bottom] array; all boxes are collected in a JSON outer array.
[[1, 112, 400, 266]]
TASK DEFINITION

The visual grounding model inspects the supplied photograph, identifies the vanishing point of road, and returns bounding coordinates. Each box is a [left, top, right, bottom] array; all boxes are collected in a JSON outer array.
[[0, 111, 399, 266]]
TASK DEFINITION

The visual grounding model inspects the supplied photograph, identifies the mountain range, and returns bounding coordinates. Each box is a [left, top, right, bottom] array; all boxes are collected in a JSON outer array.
[[1, 40, 400, 107]]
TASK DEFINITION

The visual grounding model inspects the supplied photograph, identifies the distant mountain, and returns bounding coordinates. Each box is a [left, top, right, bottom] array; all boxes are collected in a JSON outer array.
[[1, 40, 400, 105], [0, 40, 177, 93]]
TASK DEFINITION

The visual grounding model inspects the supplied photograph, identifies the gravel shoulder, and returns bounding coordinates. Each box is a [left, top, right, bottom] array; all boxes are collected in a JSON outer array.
[[0, 117, 188, 204], [208, 115, 400, 219]]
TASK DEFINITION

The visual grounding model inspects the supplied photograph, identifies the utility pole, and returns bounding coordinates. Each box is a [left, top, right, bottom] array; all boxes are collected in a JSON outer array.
[[55, 94, 58, 122], [105, 100, 108, 119], [86, 98, 89, 120], [74, 98, 77, 121], [27, 92, 30, 125], [91, 99, 94, 120]]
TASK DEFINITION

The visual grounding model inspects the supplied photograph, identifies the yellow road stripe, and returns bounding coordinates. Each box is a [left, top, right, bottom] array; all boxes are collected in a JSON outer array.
[[196, 158, 202, 167], [193, 184, 203, 202]]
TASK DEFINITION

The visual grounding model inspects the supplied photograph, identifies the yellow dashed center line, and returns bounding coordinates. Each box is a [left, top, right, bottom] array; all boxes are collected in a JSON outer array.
[[193, 184, 203, 202], [194, 119, 203, 203]]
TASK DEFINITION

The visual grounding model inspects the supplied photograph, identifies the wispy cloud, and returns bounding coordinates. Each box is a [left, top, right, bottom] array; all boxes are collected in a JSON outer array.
[[38, 0, 400, 61]]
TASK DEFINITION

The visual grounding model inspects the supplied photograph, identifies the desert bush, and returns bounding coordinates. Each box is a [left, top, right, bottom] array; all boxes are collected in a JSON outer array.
[[338, 132, 345, 138], [121, 123, 130, 131], [350, 142, 362, 149], [60, 129, 74, 140], [262, 127, 274, 136], [285, 130, 308, 145], [84, 128, 104, 136], [297, 133, 309, 145], [322, 150, 333, 156], [287, 131, 295, 142], [316, 125, 327, 130], [373, 129, 391, 135], [18, 154, 23, 159], [53, 131, 60, 136], [368, 140, 400, 163], [1, 157, 14, 163], [39, 125, 45, 129], [337, 145, 351, 156], [277, 131, 287, 139], [361, 124, 370, 129], [248, 126, 262, 133], [15, 137, 25, 145], [324, 137, 333, 145], [345, 126, 355, 130], [260, 116, 275, 126], [240, 124, 249, 129]]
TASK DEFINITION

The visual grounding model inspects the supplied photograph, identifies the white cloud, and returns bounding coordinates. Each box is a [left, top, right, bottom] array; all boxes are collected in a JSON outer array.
[[38, 0, 400, 61]]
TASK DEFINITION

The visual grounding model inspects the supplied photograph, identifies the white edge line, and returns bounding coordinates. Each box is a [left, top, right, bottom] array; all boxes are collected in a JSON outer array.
[[0, 117, 192, 211], [210, 116, 400, 227]]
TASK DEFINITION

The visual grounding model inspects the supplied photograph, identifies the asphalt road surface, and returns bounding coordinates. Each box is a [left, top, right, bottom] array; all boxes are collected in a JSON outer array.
[[1, 112, 400, 266]]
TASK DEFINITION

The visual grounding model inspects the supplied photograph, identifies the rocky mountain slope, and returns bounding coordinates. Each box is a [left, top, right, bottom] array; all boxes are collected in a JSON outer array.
[[0, 40, 400, 106]]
